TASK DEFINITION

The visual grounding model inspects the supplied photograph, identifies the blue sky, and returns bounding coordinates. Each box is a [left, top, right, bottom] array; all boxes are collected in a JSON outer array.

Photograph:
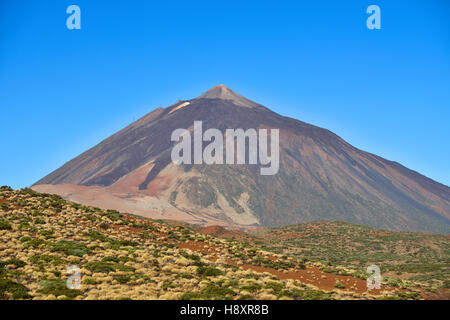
[[0, 0, 449, 189]]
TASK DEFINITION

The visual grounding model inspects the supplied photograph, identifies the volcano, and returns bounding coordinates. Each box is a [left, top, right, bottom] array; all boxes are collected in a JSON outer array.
[[32, 85, 450, 233]]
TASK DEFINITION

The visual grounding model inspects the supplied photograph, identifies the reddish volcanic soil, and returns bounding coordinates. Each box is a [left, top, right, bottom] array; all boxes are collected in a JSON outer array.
[[197, 225, 249, 239], [177, 240, 399, 296], [0, 198, 20, 209]]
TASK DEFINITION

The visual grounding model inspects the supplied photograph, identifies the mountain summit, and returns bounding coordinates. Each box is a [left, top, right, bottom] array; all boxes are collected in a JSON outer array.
[[196, 84, 260, 108], [32, 86, 450, 233]]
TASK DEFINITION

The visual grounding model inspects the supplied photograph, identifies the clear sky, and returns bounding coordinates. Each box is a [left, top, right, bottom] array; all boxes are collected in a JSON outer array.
[[1, 0, 449, 189]]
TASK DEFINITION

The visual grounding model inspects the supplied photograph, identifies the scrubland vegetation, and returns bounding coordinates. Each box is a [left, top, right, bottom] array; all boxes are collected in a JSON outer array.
[[252, 221, 449, 297], [0, 186, 443, 300]]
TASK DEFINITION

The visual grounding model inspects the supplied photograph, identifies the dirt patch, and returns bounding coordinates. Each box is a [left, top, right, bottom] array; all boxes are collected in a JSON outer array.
[[239, 263, 384, 295], [0, 198, 20, 209], [197, 225, 248, 240], [420, 288, 450, 300], [178, 240, 219, 256]]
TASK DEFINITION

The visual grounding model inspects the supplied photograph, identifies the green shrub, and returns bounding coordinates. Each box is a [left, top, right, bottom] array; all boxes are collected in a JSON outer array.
[[85, 231, 109, 242], [181, 283, 237, 300], [442, 279, 450, 289], [161, 280, 176, 289], [115, 275, 131, 284], [265, 281, 284, 294], [0, 219, 12, 230], [283, 288, 304, 299], [33, 218, 46, 225], [180, 251, 201, 262], [102, 209, 121, 221], [119, 240, 139, 247], [0, 259, 26, 268], [177, 272, 193, 279], [384, 276, 403, 288], [240, 282, 262, 293], [52, 270, 62, 277], [29, 255, 64, 266], [86, 261, 135, 273], [20, 188, 39, 196], [23, 238, 46, 249], [86, 261, 116, 273], [101, 256, 121, 263], [82, 277, 96, 285], [378, 296, 403, 300], [223, 264, 238, 271], [37, 279, 82, 299], [197, 266, 224, 277], [395, 291, 420, 300], [38, 229, 54, 239], [180, 291, 202, 300], [51, 240, 88, 257], [0, 277, 32, 299], [19, 236, 32, 242], [301, 288, 334, 300], [18, 222, 35, 231], [252, 256, 295, 270], [201, 283, 236, 299], [237, 294, 256, 300]]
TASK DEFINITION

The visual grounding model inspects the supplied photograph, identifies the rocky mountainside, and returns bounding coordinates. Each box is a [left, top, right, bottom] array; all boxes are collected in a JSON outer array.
[[33, 85, 450, 233]]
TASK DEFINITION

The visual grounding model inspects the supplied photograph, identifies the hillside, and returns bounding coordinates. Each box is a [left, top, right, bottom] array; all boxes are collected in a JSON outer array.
[[251, 221, 450, 291], [1, 186, 443, 300], [32, 85, 450, 234]]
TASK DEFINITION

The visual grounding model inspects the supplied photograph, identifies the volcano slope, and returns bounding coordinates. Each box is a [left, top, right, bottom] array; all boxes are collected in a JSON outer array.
[[32, 85, 450, 233], [2, 186, 445, 300]]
